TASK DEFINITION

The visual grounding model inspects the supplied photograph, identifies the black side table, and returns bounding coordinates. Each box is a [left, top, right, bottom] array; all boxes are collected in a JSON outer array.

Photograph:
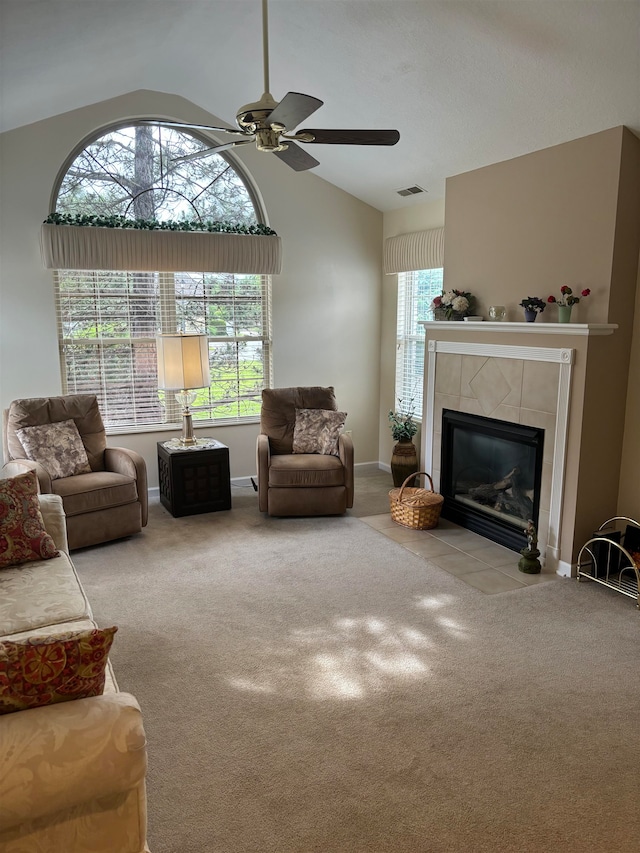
[[157, 438, 231, 517]]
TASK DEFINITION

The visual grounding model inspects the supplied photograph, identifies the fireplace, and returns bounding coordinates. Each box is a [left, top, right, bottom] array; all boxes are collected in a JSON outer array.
[[440, 410, 545, 551], [421, 328, 618, 575]]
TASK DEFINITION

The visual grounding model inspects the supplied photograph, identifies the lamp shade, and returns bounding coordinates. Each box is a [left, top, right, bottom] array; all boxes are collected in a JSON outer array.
[[156, 334, 211, 391]]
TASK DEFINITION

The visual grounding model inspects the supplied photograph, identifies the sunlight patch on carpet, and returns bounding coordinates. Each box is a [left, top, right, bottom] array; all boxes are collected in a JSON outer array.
[[312, 652, 366, 699], [226, 615, 438, 700], [228, 678, 276, 694], [435, 616, 470, 638], [415, 594, 457, 610]]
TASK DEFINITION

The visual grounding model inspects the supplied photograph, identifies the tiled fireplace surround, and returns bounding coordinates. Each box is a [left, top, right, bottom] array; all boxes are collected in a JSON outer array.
[[420, 321, 616, 576]]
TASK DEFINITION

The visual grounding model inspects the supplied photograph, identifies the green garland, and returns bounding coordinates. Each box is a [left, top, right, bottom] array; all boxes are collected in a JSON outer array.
[[44, 212, 277, 236]]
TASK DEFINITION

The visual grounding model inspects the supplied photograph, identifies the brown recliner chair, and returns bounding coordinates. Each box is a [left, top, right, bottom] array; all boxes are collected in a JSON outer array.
[[2, 394, 148, 550], [256, 386, 354, 516]]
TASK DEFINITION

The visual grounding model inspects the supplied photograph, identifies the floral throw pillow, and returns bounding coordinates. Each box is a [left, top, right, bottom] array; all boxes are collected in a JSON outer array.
[[17, 419, 92, 480], [0, 470, 59, 569], [292, 408, 347, 456], [0, 625, 117, 715]]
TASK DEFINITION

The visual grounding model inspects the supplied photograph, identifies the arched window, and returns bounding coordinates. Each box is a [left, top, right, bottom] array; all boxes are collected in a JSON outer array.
[[53, 123, 272, 432]]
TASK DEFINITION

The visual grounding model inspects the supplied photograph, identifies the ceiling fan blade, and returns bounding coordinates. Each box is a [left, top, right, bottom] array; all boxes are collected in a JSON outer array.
[[138, 119, 243, 136], [267, 92, 324, 131], [172, 138, 255, 164], [273, 141, 320, 172], [296, 129, 400, 146]]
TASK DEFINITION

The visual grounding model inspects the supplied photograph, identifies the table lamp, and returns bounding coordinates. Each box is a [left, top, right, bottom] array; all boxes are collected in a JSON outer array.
[[156, 334, 211, 446]]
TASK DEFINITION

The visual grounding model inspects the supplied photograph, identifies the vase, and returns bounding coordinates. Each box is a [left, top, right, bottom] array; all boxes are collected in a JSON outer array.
[[433, 307, 466, 321], [489, 305, 507, 321], [523, 309, 537, 323], [557, 305, 573, 323], [391, 440, 418, 488]]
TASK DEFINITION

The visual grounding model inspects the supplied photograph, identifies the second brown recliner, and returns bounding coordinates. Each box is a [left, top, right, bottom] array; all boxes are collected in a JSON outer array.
[[256, 386, 354, 516]]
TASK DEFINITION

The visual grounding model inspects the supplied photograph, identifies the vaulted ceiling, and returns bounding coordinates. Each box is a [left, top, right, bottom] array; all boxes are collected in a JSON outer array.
[[1, 0, 639, 211]]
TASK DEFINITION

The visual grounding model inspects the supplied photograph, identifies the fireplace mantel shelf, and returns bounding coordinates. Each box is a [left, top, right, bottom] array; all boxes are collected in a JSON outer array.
[[420, 321, 617, 336]]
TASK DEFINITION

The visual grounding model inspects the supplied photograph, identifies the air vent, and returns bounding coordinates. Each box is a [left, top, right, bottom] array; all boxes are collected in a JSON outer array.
[[396, 185, 426, 197]]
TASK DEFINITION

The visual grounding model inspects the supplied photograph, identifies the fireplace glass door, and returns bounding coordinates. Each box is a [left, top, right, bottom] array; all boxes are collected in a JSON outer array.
[[440, 410, 544, 551]]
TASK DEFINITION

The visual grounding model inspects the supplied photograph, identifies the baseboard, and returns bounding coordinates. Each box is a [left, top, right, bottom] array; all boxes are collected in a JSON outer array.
[[543, 547, 574, 578], [231, 476, 255, 488], [556, 560, 574, 578], [356, 461, 388, 473]]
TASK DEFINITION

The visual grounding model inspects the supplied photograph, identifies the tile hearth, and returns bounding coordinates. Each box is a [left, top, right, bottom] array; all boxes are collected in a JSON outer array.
[[360, 513, 560, 595]]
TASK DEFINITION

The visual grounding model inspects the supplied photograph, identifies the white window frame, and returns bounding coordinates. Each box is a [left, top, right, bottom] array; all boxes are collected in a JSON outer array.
[[395, 267, 444, 417]]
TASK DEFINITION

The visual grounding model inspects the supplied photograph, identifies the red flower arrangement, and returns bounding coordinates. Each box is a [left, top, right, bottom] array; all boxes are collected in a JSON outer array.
[[548, 286, 591, 307]]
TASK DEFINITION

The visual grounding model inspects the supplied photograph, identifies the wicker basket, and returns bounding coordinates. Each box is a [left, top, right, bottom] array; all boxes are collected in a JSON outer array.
[[389, 471, 444, 530]]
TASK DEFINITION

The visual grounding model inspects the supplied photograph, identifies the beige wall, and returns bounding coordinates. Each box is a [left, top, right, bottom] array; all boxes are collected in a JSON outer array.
[[443, 127, 628, 324], [619, 286, 640, 519], [0, 90, 383, 487], [614, 129, 640, 520], [379, 199, 445, 467], [441, 127, 640, 556]]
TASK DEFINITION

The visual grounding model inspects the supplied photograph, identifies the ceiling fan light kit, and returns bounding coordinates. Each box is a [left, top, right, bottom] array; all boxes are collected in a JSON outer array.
[[142, 0, 399, 172]]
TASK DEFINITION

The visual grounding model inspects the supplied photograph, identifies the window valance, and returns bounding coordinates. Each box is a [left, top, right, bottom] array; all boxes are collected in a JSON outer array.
[[40, 224, 282, 275], [383, 226, 444, 274]]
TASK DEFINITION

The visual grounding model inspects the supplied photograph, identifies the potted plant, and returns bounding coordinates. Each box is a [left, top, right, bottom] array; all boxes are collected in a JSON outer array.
[[431, 289, 475, 321], [519, 296, 546, 322], [547, 286, 591, 322], [388, 400, 419, 487]]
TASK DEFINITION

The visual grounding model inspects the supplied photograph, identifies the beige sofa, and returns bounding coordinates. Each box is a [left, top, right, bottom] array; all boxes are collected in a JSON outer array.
[[0, 494, 149, 853]]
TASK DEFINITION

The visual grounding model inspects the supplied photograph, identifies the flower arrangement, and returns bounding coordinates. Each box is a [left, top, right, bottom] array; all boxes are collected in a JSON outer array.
[[547, 286, 591, 307], [431, 289, 474, 320], [519, 296, 546, 314], [388, 399, 418, 442]]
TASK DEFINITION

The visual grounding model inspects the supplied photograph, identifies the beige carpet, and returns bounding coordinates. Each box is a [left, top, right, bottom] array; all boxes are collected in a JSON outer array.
[[73, 479, 640, 853]]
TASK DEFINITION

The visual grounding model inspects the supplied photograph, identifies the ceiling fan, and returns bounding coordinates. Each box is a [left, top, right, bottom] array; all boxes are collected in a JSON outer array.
[[140, 0, 400, 172]]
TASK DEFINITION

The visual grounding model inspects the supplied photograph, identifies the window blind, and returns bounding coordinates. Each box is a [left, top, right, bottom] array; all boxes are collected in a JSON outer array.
[[55, 269, 272, 433], [396, 267, 444, 416]]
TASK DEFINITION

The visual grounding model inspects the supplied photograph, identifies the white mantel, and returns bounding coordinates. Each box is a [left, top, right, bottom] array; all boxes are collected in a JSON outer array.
[[424, 321, 617, 336]]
